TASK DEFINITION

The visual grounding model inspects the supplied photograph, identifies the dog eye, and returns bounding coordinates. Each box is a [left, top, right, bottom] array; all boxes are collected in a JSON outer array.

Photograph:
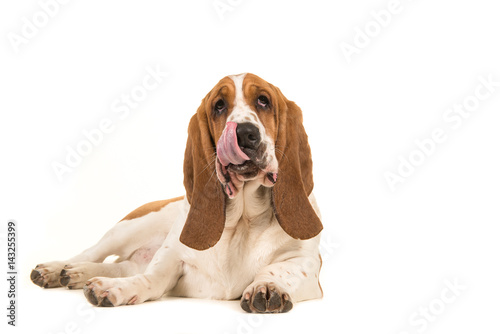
[[214, 99, 226, 114], [257, 96, 269, 108]]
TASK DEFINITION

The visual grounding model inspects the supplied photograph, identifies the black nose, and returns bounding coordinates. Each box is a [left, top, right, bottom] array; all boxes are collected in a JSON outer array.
[[236, 122, 261, 150]]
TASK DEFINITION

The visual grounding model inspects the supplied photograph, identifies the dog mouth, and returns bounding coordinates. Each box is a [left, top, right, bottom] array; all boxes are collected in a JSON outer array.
[[215, 123, 277, 197], [227, 160, 260, 179], [216, 150, 278, 198], [220, 159, 277, 184]]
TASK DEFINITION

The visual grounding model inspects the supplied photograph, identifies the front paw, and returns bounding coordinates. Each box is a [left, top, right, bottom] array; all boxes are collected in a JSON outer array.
[[83, 277, 139, 307], [59, 264, 90, 289], [240, 282, 293, 313], [60, 262, 111, 289], [30, 262, 66, 288]]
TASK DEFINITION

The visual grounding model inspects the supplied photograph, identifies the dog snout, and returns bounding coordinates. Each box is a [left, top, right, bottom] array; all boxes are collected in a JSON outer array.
[[236, 123, 261, 151]]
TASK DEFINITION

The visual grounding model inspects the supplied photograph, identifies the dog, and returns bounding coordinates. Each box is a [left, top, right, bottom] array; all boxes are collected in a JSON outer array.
[[31, 73, 323, 313]]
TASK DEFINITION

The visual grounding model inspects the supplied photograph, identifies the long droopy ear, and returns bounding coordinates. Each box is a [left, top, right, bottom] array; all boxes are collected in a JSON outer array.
[[180, 104, 226, 250], [271, 92, 323, 240]]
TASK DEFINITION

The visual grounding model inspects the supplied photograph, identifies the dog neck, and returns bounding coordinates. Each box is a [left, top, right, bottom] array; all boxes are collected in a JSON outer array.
[[224, 180, 273, 229]]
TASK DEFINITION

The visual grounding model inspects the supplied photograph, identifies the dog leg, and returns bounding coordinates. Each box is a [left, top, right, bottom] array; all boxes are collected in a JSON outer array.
[[31, 210, 171, 288], [83, 245, 184, 307], [59, 260, 143, 289], [240, 255, 323, 313]]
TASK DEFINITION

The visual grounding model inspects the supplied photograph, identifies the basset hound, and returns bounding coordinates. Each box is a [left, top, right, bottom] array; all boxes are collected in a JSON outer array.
[[31, 73, 324, 313]]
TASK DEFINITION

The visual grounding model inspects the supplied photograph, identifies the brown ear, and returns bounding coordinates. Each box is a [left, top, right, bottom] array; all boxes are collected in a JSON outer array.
[[180, 106, 226, 250], [271, 95, 323, 240]]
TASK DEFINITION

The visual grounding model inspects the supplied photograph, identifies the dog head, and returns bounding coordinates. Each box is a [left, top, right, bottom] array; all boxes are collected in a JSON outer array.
[[180, 73, 322, 250]]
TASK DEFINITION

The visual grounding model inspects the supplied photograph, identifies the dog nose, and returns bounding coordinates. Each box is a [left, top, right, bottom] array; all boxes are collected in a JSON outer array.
[[236, 123, 261, 150]]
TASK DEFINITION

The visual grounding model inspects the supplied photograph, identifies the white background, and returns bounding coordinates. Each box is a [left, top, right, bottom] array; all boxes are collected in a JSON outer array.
[[1, 0, 499, 333]]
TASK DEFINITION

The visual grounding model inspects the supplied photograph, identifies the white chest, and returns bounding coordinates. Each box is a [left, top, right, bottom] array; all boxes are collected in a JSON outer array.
[[171, 183, 293, 299]]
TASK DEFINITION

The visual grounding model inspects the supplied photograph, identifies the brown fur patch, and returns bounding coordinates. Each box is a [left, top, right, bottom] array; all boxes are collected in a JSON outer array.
[[180, 109, 226, 250], [120, 196, 184, 222]]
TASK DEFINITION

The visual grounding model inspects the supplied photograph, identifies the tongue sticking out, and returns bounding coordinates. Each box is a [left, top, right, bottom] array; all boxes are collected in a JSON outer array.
[[217, 122, 250, 166]]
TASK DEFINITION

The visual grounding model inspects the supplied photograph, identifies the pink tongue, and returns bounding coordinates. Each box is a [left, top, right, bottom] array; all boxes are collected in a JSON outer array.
[[217, 122, 250, 166]]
